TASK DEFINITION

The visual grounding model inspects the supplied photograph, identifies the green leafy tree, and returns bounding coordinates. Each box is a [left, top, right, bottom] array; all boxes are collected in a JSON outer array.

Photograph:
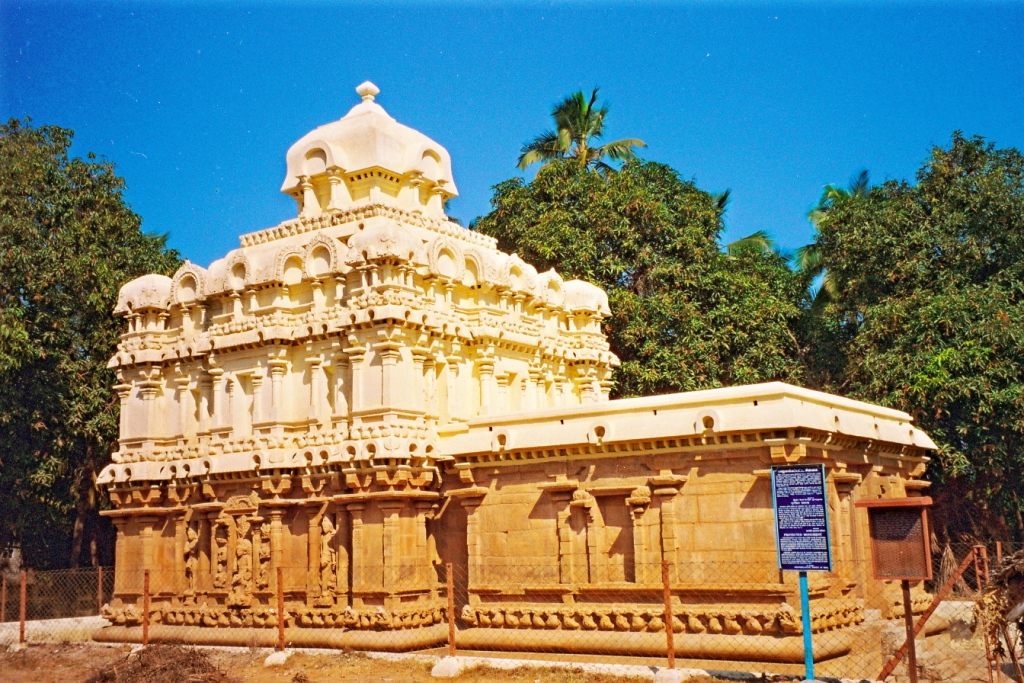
[[473, 159, 805, 397], [796, 170, 872, 311], [0, 119, 181, 568], [517, 89, 646, 174], [811, 133, 1024, 540]]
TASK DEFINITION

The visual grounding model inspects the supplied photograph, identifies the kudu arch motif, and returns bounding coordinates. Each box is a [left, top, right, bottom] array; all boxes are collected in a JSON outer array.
[[97, 83, 938, 670]]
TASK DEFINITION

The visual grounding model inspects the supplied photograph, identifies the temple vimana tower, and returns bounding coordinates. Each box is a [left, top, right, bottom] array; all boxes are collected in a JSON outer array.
[[96, 82, 939, 672]]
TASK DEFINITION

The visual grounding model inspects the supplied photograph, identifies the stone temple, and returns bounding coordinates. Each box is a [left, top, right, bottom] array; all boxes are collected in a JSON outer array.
[[95, 82, 938, 672]]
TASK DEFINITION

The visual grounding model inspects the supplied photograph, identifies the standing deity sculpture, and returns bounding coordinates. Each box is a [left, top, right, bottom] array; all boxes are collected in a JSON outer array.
[[183, 523, 199, 594], [213, 530, 229, 589], [320, 514, 338, 593], [256, 523, 271, 590], [233, 516, 254, 595]]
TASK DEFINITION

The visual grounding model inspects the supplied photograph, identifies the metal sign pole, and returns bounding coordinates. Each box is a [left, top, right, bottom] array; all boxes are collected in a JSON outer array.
[[772, 464, 832, 683], [799, 570, 814, 681]]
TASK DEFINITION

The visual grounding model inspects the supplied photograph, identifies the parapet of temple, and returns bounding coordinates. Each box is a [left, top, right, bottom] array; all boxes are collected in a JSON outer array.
[[96, 83, 938, 674]]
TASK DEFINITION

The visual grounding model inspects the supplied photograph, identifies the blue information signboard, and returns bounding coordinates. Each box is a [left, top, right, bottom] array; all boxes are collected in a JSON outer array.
[[771, 464, 833, 573]]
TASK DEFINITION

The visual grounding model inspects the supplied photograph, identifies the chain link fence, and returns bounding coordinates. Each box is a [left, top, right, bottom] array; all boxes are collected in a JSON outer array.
[[0, 545, 1013, 682]]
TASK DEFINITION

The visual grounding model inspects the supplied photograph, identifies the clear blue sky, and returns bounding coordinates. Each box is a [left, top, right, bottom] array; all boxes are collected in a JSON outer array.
[[2, 1, 1022, 267]]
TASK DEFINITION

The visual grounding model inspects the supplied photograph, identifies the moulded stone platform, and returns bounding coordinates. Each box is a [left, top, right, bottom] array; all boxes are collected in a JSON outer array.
[[92, 623, 448, 651]]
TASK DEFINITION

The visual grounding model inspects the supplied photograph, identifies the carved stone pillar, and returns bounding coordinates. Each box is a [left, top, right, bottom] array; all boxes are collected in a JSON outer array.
[[423, 357, 437, 420], [114, 379, 132, 440], [224, 375, 235, 434], [138, 372, 161, 447], [574, 365, 598, 404], [445, 358, 460, 421], [307, 353, 325, 428], [347, 346, 367, 415], [199, 512, 215, 592], [208, 367, 224, 429], [332, 351, 350, 432], [348, 503, 366, 593], [495, 372, 510, 414], [428, 184, 446, 215], [477, 358, 494, 416], [627, 487, 652, 584], [462, 498, 484, 588], [268, 509, 284, 593], [525, 368, 541, 411], [380, 500, 406, 593], [268, 354, 287, 429], [335, 508, 351, 599], [377, 342, 401, 409], [112, 519, 128, 594], [404, 173, 425, 210], [174, 515, 187, 593], [174, 375, 190, 442], [307, 507, 322, 600], [411, 348, 428, 414], [198, 374, 212, 435], [299, 175, 319, 217], [553, 491, 576, 584], [251, 372, 264, 425], [413, 501, 432, 586], [326, 167, 351, 210], [139, 516, 158, 572]]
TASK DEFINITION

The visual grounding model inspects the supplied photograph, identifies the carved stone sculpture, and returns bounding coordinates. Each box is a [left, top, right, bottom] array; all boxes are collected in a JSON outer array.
[[184, 524, 199, 594], [320, 514, 338, 594]]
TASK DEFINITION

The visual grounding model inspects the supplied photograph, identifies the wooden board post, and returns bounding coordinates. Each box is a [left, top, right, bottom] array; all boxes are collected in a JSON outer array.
[[662, 560, 675, 670], [446, 563, 456, 657]]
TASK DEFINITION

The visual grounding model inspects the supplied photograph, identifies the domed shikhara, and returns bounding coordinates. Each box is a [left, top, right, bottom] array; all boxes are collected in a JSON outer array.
[[114, 273, 173, 315], [281, 82, 458, 218]]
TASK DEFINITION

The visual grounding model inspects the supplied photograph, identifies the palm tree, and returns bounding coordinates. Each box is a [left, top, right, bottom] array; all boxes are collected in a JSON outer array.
[[797, 170, 871, 310], [725, 230, 778, 257], [517, 88, 646, 174]]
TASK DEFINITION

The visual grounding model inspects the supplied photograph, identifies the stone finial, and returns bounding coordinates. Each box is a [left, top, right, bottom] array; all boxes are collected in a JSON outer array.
[[356, 81, 380, 102]]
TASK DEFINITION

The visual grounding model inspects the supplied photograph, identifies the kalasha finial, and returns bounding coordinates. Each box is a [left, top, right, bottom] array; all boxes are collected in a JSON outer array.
[[356, 81, 380, 102]]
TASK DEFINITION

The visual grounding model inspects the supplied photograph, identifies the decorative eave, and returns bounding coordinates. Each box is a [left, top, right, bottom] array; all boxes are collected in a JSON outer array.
[[439, 381, 935, 467]]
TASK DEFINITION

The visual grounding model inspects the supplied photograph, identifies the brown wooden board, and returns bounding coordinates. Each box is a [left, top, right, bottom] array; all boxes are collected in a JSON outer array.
[[856, 497, 933, 581]]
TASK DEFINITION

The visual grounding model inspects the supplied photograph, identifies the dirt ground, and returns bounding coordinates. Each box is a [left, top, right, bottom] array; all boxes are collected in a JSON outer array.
[[0, 644, 713, 683]]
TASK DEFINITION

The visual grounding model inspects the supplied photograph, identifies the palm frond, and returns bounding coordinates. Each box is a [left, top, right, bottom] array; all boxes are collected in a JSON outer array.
[[712, 189, 731, 213], [599, 138, 646, 161], [849, 169, 871, 198], [793, 243, 824, 277], [517, 130, 565, 170], [725, 230, 776, 256], [593, 160, 617, 179]]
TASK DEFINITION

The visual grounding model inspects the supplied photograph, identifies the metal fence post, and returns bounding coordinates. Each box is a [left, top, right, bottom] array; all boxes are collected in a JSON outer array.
[[446, 563, 456, 657], [142, 569, 150, 647], [901, 580, 919, 683], [1, 574, 6, 623], [97, 566, 104, 614], [662, 560, 675, 670], [276, 566, 285, 652], [975, 545, 997, 683], [19, 569, 26, 645]]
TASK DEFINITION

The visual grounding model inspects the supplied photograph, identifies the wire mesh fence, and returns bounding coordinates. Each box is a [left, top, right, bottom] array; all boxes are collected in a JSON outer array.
[[0, 545, 1015, 683], [0, 566, 114, 647]]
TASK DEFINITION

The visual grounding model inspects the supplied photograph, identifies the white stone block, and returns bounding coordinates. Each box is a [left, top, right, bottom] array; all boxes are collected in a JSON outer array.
[[431, 656, 465, 678], [264, 649, 292, 666]]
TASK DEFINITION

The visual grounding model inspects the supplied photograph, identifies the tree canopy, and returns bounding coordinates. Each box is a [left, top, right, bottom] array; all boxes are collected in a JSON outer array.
[[517, 89, 646, 174], [473, 159, 807, 397], [0, 119, 181, 568], [808, 133, 1024, 539]]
